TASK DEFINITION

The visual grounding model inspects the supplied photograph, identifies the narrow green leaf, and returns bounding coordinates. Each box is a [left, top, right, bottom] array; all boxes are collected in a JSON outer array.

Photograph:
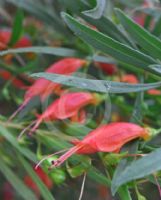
[[61, 12, 160, 76], [82, 0, 106, 19], [81, 15, 134, 46], [0, 159, 38, 200], [0, 125, 37, 162], [0, 46, 80, 57], [9, 9, 24, 46], [111, 140, 139, 197], [111, 147, 161, 195], [115, 9, 161, 60], [19, 155, 55, 200], [31, 72, 161, 93], [130, 76, 144, 123], [148, 64, 161, 74], [152, 14, 161, 36], [0, 46, 116, 64], [131, 92, 144, 123]]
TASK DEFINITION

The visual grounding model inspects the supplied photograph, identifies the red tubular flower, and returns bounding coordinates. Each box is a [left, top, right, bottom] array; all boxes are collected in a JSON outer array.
[[147, 89, 161, 95], [27, 92, 99, 135], [24, 176, 40, 197], [121, 74, 139, 84], [24, 166, 53, 198], [26, 57, 87, 102], [0, 30, 32, 50], [98, 185, 110, 199], [9, 58, 87, 121], [0, 30, 32, 63], [133, 15, 146, 27], [14, 36, 32, 48], [0, 30, 10, 49], [0, 70, 27, 89], [2, 182, 14, 200], [95, 62, 117, 75], [34, 167, 53, 189], [50, 122, 150, 168]]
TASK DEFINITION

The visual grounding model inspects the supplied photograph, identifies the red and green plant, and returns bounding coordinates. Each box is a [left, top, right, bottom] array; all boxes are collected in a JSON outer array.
[[0, 1, 161, 200]]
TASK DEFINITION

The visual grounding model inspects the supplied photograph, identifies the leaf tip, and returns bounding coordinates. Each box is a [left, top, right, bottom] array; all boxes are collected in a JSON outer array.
[[61, 12, 71, 22], [30, 73, 39, 78], [111, 181, 118, 196], [60, 11, 66, 18]]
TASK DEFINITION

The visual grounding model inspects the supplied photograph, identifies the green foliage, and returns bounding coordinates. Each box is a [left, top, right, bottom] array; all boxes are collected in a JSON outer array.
[[19, 156, 55, 200], [0, 159, 38, 200], [82, 0, 106, 19], [61, 12, 160, 76], [9, 9, 24, 46], [0, 1, 161, 199], [112, 147, 161, 195], [31, 72, 161, 93]]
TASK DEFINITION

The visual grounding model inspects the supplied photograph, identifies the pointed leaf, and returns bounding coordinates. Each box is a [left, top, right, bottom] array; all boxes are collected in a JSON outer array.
[[9, 9, 24, 46], [31, 72, 161, 93], [61, 12, 160, 76], [82, 14, 134, 46], [111, 147, 161, 195], [0, 46, 116, 64], [116, 9, 161, 60], [0, 46, 80, 57], [82, 0, 106, 19]]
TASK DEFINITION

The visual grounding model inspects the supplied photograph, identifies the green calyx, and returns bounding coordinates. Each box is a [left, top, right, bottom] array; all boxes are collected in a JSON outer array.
[[146, 127, 161, 138], [93, 93, 109, 105], [103, 152, 127, 166]]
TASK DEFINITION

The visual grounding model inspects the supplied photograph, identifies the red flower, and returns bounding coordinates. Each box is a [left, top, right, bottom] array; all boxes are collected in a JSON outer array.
[[0, 70, 27, 89], [133, 15, 146, 27], [0, 30, 32, 50], [96, 62, 117, 75], [50, 122, 150, 168], [24, 167, 53, 198], [121, 74, 139, 84], [147, 89, 161, 96], [14, 36, 32, 48], [2, 182, 14, 200], [35, 167, 53, 189], [27, 92, 99, 135], [24, 175, 40, 197], [9, 58, 87, 121], [25, 58, 86, 102]]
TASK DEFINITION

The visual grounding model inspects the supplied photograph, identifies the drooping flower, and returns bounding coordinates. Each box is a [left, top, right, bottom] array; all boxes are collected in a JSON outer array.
[[0, 30, 32, 50], [50, 122, 150, 168], [25, 92, 102, 135], [9, 58, 87, 121]]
